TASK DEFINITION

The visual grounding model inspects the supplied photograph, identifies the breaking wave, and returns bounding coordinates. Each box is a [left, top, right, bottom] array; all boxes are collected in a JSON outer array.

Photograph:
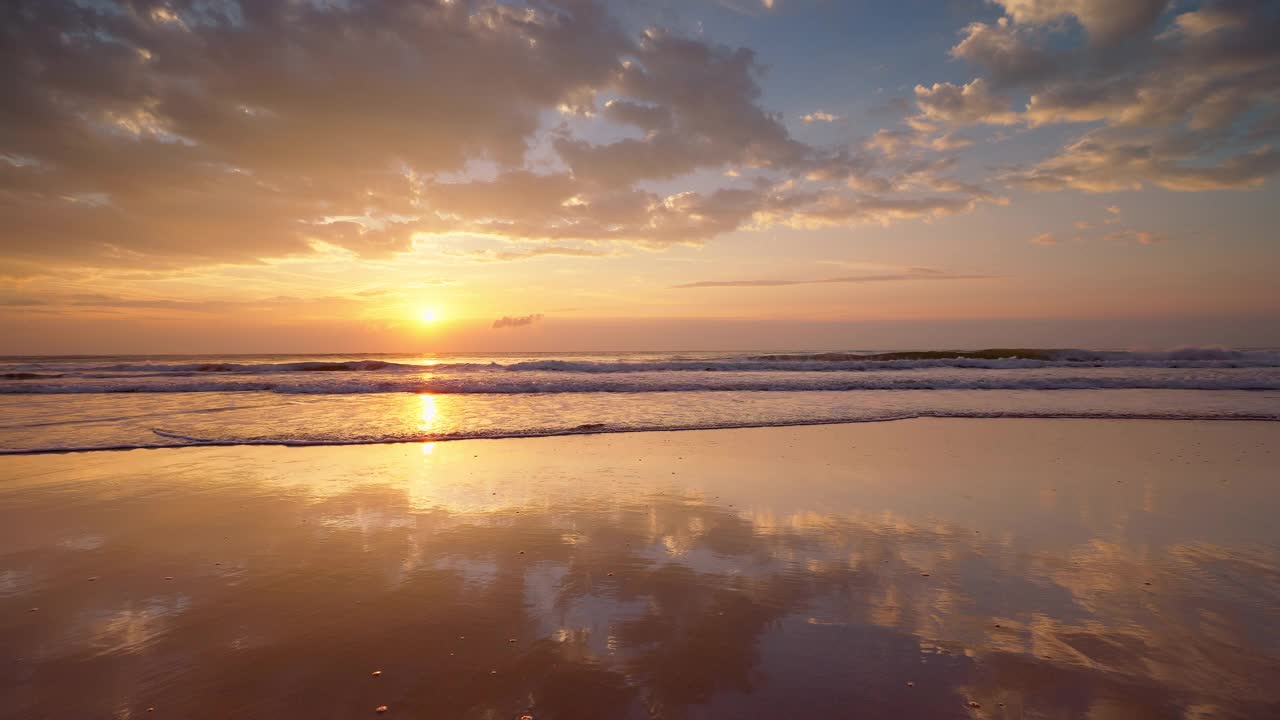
[[2, 347, 1279, 378], [2, 347, 1279, 395]]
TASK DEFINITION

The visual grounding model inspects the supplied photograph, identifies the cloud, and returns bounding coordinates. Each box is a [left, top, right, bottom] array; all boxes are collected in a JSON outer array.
[[1034, 205, 1167, 246], [492, 314, 544, 329], [1006, 130, 1280, 192], [992, 0, 1169, 45], [4, 0, 1267, 281], [918, 0, 1280, 194], [0, 296, 49, 307], [1007, 0, 1280, 132], [601, 100, 673, 132], [951, 18, 1059, 88], [865, 129, 974, 157], [421, 166, 1003, 246], [713, 0, 775, 13], [1172, 3, 1251, 37], [550, 29, 818, 190], [0, 292, 367, 316], [0, 0, 642, 265], [913, 80, 1019, 126], [5, 0, 924, 269], [672, 268, 992, 288], [446, 245, 611, 262], [778, 191, 1004, 228], [1103, 230, 1165, 245]]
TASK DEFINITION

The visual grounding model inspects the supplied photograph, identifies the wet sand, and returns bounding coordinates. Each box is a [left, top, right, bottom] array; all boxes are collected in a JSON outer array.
[[1, 418, 1278, 719]]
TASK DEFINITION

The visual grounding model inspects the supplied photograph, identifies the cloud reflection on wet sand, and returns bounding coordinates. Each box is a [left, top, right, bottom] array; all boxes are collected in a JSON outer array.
[[1, 420, 1277, 719]]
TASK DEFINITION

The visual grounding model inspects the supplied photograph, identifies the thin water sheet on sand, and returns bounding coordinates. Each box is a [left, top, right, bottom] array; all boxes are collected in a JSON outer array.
[[1, 419, 1278, 719]]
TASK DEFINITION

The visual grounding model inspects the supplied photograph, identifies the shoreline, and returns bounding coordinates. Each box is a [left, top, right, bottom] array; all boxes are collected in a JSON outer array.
[[4, 411, 1280, 456]]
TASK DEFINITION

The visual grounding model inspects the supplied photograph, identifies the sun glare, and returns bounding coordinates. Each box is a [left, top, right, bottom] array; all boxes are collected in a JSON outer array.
[[418, 307, 441, 324]]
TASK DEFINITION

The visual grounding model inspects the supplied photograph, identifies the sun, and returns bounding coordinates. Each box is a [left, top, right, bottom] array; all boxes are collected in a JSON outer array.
[[417, 307, 442, 324]]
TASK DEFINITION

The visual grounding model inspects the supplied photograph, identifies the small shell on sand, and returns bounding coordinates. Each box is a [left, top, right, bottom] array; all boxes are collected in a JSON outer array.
[[371, 670, 382, 676], [375, 705, 388, 714]]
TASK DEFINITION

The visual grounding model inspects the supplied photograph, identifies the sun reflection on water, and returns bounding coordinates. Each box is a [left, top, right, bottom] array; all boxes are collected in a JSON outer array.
[[418, 393, 439, 435]]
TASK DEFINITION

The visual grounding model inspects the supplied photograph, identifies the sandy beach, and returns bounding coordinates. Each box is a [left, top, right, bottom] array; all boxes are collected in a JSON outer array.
[[2, 419, 1278, 719]]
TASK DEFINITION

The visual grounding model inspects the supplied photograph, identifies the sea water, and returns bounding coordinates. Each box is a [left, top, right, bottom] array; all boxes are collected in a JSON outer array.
[[2, 348, 1278, 453]]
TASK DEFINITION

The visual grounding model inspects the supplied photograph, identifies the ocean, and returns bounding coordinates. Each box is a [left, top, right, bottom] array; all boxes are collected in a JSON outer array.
[[2, 348, 1279, 454]]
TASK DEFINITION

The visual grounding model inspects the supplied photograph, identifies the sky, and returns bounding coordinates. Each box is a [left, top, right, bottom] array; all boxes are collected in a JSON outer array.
[[1, 0, 1278, 354]]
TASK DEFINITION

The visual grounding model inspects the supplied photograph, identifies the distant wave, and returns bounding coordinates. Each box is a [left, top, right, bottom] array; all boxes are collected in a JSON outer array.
[[4, 348, 1279, 395], [3, 408, 1276, 455], [746, 347, 1280, 364], [2, 371, 1280, 394], [2, 372, 64, 379], [3, 347, 1279, 381], [7, 348, 1280, 376]]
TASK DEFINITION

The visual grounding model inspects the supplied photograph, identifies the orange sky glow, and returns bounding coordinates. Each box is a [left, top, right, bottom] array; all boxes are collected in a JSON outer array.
[[2, 0, 1278, 353]]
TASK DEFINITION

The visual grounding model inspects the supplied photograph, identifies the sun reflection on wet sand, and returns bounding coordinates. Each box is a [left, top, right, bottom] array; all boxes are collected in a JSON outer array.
[[0, 419, 1277, 719]]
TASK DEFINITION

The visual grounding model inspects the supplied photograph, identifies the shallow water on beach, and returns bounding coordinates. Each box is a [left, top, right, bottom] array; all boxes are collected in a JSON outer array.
[[3, 350, 1280, 453], [1, 419, 1277, 719]]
